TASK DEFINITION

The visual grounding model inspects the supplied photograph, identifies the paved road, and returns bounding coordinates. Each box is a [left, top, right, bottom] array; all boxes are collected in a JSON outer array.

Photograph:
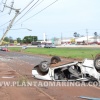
[[1, 45, 100, 48], [0, 51, 51, 65], [0, 51, 100, 100]]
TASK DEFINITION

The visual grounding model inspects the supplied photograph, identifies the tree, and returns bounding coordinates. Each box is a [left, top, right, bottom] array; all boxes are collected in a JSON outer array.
[[23, 36, 38, 43], [4, 37, 9, 42], [17, 37, 21, 43], [94, 32, 98, 36], [73, 32, 80, 37], [33, 36, 38, 42], [94, 32, 98, 43]]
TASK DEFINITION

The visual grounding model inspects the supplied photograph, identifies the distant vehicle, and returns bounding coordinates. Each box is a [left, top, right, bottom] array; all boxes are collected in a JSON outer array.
[[32, 56, 100, 84], [44, 44, 56, 48], [31, 42, 41, 45], [17, 43, 20, 46], [37, 44, 45, 48], [0, 47, 8, 51], [22, 46, 27, 49]]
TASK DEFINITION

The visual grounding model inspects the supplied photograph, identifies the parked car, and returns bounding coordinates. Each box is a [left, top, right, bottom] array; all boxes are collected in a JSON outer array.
[[32, 56, 100, 84], [37, 44, 45, 48], [0, 47, 9, 51], [22, 45, 27, 49], [44, 44, 56, 48]]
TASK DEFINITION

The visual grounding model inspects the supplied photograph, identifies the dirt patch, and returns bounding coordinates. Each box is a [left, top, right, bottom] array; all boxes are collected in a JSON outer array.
[[0, 52, 100, 100]]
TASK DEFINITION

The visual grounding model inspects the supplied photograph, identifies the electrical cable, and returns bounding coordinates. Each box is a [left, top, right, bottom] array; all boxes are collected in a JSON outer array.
[[0, 20, 11, 27], [20, 0, 35, 14], [15, 0, 59, 25], [24, 0, 44, 15], [0, 13, 7, 17], [14, 0, 40, 24]]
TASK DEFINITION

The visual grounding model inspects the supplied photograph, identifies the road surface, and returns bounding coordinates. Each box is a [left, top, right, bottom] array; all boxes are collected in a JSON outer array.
[[0, 51, 100, 100]]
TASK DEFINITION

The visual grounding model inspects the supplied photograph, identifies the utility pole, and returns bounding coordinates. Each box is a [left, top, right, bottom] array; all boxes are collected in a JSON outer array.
[[86, 29, 88, 45], [0, 2, 20, 45], [8, 0, 14, 15]]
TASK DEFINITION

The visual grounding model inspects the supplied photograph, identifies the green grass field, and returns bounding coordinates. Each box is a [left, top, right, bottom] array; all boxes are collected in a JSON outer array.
[[9, 47, 100, 59]]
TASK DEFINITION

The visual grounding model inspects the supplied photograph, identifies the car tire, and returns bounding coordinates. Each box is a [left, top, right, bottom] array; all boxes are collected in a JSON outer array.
[[39, 61, 49, 72], [51, 56, 61, 64], [94, 56, 100, 70]]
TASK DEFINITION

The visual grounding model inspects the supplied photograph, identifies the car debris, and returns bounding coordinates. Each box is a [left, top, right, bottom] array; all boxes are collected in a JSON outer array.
[[32, 56, 100, 84], [79, 96, 100, 100]]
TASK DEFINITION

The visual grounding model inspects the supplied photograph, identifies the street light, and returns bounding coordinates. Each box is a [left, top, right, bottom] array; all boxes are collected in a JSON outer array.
[[11, 28, 32, 31]]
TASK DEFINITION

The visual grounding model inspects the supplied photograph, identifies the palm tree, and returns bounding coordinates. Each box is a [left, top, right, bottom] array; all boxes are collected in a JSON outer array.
[[73, 32, 80, 37]]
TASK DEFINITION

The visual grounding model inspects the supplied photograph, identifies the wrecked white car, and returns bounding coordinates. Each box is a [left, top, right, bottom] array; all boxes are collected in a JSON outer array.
[[32, 56, 100, 83]]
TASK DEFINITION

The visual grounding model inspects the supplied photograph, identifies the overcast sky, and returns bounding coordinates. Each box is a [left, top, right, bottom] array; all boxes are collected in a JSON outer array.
[[0, 0, 100, 40]]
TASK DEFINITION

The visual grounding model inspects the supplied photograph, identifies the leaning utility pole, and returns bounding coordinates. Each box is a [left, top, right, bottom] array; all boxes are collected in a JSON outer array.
[[0, 2, 20, 45]]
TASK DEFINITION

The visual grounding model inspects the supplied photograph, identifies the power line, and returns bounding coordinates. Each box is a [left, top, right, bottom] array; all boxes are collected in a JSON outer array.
[[25, 0, 44, 15], [0, 13, 7, 16], [20, 0, 35, 14], [14, 0, 44, 25], [0, 20, 11, 27], [15, 0, 59, 25], [14, 0, 40, 24]]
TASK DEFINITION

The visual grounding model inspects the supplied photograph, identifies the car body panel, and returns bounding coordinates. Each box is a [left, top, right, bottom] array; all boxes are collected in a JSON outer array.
[[32, 68, 53, 80], [82, 59, 100, 81], [32, 59, 100, 82]]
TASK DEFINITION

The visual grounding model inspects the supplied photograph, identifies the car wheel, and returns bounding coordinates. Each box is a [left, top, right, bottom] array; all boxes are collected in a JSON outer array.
[[51, 56, 61, 64], [39, 61, 49, 72], [94, 56, 100, 70]]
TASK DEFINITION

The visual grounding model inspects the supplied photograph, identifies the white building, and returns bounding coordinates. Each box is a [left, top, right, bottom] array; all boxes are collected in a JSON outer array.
[[40, 34, 100, 45], [75, 36, 100, 44]]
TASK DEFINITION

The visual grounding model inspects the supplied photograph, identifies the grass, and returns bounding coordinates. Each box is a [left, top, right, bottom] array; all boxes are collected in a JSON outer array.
[[9, 47, 100, 59]]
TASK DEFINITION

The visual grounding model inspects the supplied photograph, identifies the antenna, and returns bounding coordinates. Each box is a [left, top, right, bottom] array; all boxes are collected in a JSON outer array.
[[8, 0, 14, 15]]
